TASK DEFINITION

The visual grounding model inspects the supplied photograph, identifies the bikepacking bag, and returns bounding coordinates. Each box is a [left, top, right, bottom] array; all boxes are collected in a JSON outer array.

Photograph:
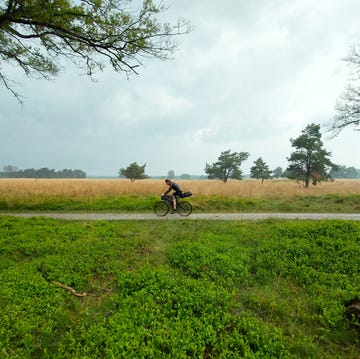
[[161, 194, 172, 201], [180, 191, 192, 198]]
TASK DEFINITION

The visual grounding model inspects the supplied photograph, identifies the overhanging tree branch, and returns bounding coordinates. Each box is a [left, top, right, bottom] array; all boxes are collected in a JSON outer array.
[[0, 0, 192, 101], [0, 70, 22, 103]]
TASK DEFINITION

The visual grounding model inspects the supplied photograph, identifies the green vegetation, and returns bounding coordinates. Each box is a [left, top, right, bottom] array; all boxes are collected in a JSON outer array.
[[119, 162, 149, 182], [1, 0, 191, 102], [1, 194, 360, 213], [286, 123, 339, 187], [205, 150, 250, 182], [250, 157, 272, 183], [1, 217, 359, 358], [0, 167, 86, 178]]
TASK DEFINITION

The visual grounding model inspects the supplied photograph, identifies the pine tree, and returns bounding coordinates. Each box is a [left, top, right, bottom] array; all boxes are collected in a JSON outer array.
[[250, 158, 272, 183], [286, 123, 339, 187]]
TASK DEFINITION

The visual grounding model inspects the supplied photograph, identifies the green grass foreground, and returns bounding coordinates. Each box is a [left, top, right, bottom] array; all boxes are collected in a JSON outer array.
[[1, 217, 360, 358], [1, 194, 360, 213]]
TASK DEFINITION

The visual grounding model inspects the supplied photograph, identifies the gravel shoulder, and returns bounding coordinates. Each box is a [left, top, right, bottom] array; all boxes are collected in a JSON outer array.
[[1, 212, 360, 221]]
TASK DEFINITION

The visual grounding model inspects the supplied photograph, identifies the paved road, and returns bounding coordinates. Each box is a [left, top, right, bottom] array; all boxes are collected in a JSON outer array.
[[1, 212, 360, 221]]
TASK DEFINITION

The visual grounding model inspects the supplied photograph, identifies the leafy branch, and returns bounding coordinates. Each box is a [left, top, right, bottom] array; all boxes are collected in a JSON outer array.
[[0, 0, 192, 101]]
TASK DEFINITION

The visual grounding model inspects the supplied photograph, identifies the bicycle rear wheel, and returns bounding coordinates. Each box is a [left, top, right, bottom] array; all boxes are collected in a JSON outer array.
[[154, 201, 170, 216], [177, 201, 192, 216]]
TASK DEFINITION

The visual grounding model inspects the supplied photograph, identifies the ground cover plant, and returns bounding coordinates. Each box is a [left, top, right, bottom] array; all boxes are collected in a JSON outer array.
[[0, 178, 360, 213], [1, 216, 360, 358]]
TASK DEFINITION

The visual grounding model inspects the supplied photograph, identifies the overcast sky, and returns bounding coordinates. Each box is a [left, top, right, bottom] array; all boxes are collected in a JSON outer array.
[[1, 0, 360, 177]]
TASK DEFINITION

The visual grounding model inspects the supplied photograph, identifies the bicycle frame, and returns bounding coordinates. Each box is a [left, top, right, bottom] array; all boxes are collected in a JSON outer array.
[[155, 195, 192, 217]]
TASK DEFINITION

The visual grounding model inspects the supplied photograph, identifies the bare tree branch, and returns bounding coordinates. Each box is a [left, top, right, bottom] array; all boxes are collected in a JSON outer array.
[[329, 45, 360, 135]]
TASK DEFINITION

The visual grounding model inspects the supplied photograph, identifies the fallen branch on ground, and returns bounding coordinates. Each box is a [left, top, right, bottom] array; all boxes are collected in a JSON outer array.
[[53, 281, 88, 297], [38, 262, 94, 297]]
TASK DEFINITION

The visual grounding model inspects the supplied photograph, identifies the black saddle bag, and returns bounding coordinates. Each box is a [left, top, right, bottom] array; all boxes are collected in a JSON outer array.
[[180, 191, 192, 198]]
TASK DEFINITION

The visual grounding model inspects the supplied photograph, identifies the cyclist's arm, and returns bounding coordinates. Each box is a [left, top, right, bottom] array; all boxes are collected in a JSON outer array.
[[163, 185, 171, 195]]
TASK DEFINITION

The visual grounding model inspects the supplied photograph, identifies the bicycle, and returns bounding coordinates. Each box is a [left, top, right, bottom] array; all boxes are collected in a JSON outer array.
[[154, 193, 192, 217]]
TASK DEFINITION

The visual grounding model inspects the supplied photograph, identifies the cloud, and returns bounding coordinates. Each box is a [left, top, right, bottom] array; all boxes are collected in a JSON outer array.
[[1, 0, 360, 176]]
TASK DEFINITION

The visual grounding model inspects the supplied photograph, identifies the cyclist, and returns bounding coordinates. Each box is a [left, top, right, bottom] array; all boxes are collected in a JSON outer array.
[[162, 178, 183, 212]]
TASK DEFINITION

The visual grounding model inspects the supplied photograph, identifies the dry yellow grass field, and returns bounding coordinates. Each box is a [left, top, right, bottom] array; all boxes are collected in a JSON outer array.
[[0, 178, 359, 200]]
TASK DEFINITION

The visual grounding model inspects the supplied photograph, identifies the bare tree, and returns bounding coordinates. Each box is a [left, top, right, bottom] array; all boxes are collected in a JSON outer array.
[[329, 46, 360, 135]]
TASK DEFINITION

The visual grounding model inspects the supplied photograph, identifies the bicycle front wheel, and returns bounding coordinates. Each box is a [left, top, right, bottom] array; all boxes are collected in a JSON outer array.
[[154, 201, 170, 216], [177, 201, 192, 216]]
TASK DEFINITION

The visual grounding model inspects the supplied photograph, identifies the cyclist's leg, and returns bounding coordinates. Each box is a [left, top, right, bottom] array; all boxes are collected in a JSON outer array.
[[173, 192, 181, 209], [171, 193, 177, 210]]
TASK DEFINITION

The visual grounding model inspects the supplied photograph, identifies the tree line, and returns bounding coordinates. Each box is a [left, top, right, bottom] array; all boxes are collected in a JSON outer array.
[[2, 123, 358, 183], [120, 123, 359, 187], [204, 123, 358, 186], [0, 166, 86, 178]]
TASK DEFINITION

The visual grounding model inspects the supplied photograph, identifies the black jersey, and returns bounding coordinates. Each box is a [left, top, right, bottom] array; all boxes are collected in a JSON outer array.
[[171, 182, 182, 193]]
